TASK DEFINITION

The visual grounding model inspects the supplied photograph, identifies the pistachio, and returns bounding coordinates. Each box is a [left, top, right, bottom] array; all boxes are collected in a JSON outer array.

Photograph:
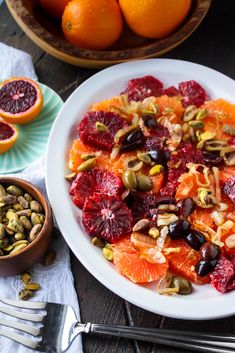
[[0, 185, 6, 197], [65, 172, 77, 181], [19, 289, 34, 301], [157, 213, 179, 227], [24, 193, 33, 202], [14, 233, 25, 241], [29, 224, 42, 241], [223, 124, 235, 136], [132, 219, 151, 232], [148, 227, 160, 238], [8, 218, 24, 233], [0, 224, 5, 239], [188, 120, 204, 129], [95, 121, 108, 132], [124, 157, 143, 172], [4, 245, 13, 252], [4, 225, 14, 235], [12, 240, 28, 248], [149, 164, 164, 176], [24, 283, 41, 291], [183, 105, 198, 122], [31, 212, 44, 225], [114, 125, 137, 144], [103, 247, 113, 261], [136, 175, 152, 192], [42, 249, 56, 266], [10, 243, 28, 254], [80, 153, 97, 160], [0, 238, 9, 249], [18, 196, 29, 209], [198, 188, 212, 204], [16, 209, 32, 218], [6, 210, 18, 220], [170, 276, 192, 295], [19, 216, 33, 231], [13, 203, 24, 211], [6, 185, 23, 197], [91, 237, 105, 248], [205, 139, 228, 152], [77, 158, 96, 172], [122, 169, 137, 190], [137, 152, 152, 165], [200, 131, 216, 141], [30, 200, 43, 213], [0, 249, 3, 256], [21, 271, 31, 284], [0, 195, 16, 206], [196, 108, 207, 120]]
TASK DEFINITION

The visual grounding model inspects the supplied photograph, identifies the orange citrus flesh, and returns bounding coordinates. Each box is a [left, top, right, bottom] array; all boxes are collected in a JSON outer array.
[[62, 0, 123, 50], [0, 120, 18, 154], [155, 95, 184, 124], [113, 237, 168, 283], [0, 77, 43, 125], [119, 0, 192, 39], [165, 239, 210, 284]]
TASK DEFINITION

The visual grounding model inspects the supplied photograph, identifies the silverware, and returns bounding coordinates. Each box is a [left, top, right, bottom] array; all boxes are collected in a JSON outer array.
[[0, 296, 234, 353]]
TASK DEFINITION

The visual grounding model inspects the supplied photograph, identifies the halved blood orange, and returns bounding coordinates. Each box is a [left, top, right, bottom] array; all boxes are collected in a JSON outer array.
[[0, 77, 43, 124], [113, 237, 168, 283], [165, 239, 210, 284], [0, 119, 18, 153]]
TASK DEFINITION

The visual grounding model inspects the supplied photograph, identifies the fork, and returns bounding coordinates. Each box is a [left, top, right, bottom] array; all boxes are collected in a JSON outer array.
[[0, 297, 234, 353]]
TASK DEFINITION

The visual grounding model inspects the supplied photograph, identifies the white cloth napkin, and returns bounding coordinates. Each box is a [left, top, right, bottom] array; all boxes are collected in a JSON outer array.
[[0, 43, 83, 353]]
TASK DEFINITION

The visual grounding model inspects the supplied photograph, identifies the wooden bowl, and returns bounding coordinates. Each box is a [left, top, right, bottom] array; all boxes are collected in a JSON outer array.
[[6, 0, 212, 68], [0, 177, 53, 276]]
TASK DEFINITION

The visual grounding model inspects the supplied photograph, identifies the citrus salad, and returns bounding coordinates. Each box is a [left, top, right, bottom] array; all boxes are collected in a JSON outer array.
[[67, 75, 235, 295]]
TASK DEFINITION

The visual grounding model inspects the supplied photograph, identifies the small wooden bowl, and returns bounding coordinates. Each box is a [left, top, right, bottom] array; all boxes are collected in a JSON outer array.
[[0, 177, 53, 276], [6, 0, 212, 68]]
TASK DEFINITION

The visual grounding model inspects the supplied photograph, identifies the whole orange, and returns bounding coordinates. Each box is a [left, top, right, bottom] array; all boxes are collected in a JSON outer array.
[[119, 0, 192, 39], [38, 0, 70, 18], [62, 0, 123, 50]]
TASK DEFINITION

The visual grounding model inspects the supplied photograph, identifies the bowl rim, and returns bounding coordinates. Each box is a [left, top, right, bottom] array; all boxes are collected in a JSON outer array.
[[0, 176, 52, 259], [5, 0, 212, 67]]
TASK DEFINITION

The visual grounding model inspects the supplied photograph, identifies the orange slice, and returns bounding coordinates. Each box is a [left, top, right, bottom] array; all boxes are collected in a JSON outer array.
[[0, 77, 43, 124], [0, 119, 18, 154]]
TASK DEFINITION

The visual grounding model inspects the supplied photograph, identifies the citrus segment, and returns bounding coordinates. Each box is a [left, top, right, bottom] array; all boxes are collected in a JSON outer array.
[[155, 95, 184, 123], [62, 0, 123, 50], [119, 0, 191, 39], [0, 77, 43, 125], [90, 97, 122, 112], [113, 238, 168, 283], [0, 120, 18, 154]]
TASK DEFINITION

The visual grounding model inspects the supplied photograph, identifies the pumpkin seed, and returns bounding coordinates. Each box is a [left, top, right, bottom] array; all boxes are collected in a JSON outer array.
[[136, 175, 152, 192], [77, 158, 96, 172], [122, 169, 137, 190]]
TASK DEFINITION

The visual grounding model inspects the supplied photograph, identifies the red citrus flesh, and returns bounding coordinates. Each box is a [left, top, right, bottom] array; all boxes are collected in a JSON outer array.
[[0, 120, 18, 153]]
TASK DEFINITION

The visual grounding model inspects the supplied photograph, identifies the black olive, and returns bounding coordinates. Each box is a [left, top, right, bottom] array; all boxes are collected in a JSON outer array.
[[184, 230, 206, 251], [203, 152, 224, 166], [200, 242, 221, 261], [120, 128, 146, 152], [141, 114, 159, 129], [147, 149, 170, 165], [121, 189, 138, 207], [177, 198, 196, 218], [168, 220, 191, 239], [195, 259, 218, 277]]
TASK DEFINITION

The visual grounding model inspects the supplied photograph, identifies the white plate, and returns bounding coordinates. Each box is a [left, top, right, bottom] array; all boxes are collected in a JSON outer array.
[[45, 59, 235, 320]]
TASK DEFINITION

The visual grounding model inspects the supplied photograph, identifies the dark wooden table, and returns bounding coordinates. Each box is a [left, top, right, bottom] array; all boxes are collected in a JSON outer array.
[[1, 1, 235, 352]]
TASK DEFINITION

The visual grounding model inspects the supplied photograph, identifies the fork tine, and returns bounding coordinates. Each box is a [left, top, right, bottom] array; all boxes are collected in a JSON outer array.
[[0, 296, 46, 310], [0, 318, 41, 336], [0, 306, 43, 322], [0, 328, 39, 350]]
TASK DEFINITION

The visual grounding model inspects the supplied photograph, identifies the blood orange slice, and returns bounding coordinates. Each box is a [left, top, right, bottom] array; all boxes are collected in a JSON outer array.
[[0, 120, 18, 154], [0, 77, 43, 124], [113, 237, 168, 283]]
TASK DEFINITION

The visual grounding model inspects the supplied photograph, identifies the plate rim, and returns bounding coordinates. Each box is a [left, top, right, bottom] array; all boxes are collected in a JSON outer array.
[[45, 58, 235, 320], [5, 0, 212, 68]]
